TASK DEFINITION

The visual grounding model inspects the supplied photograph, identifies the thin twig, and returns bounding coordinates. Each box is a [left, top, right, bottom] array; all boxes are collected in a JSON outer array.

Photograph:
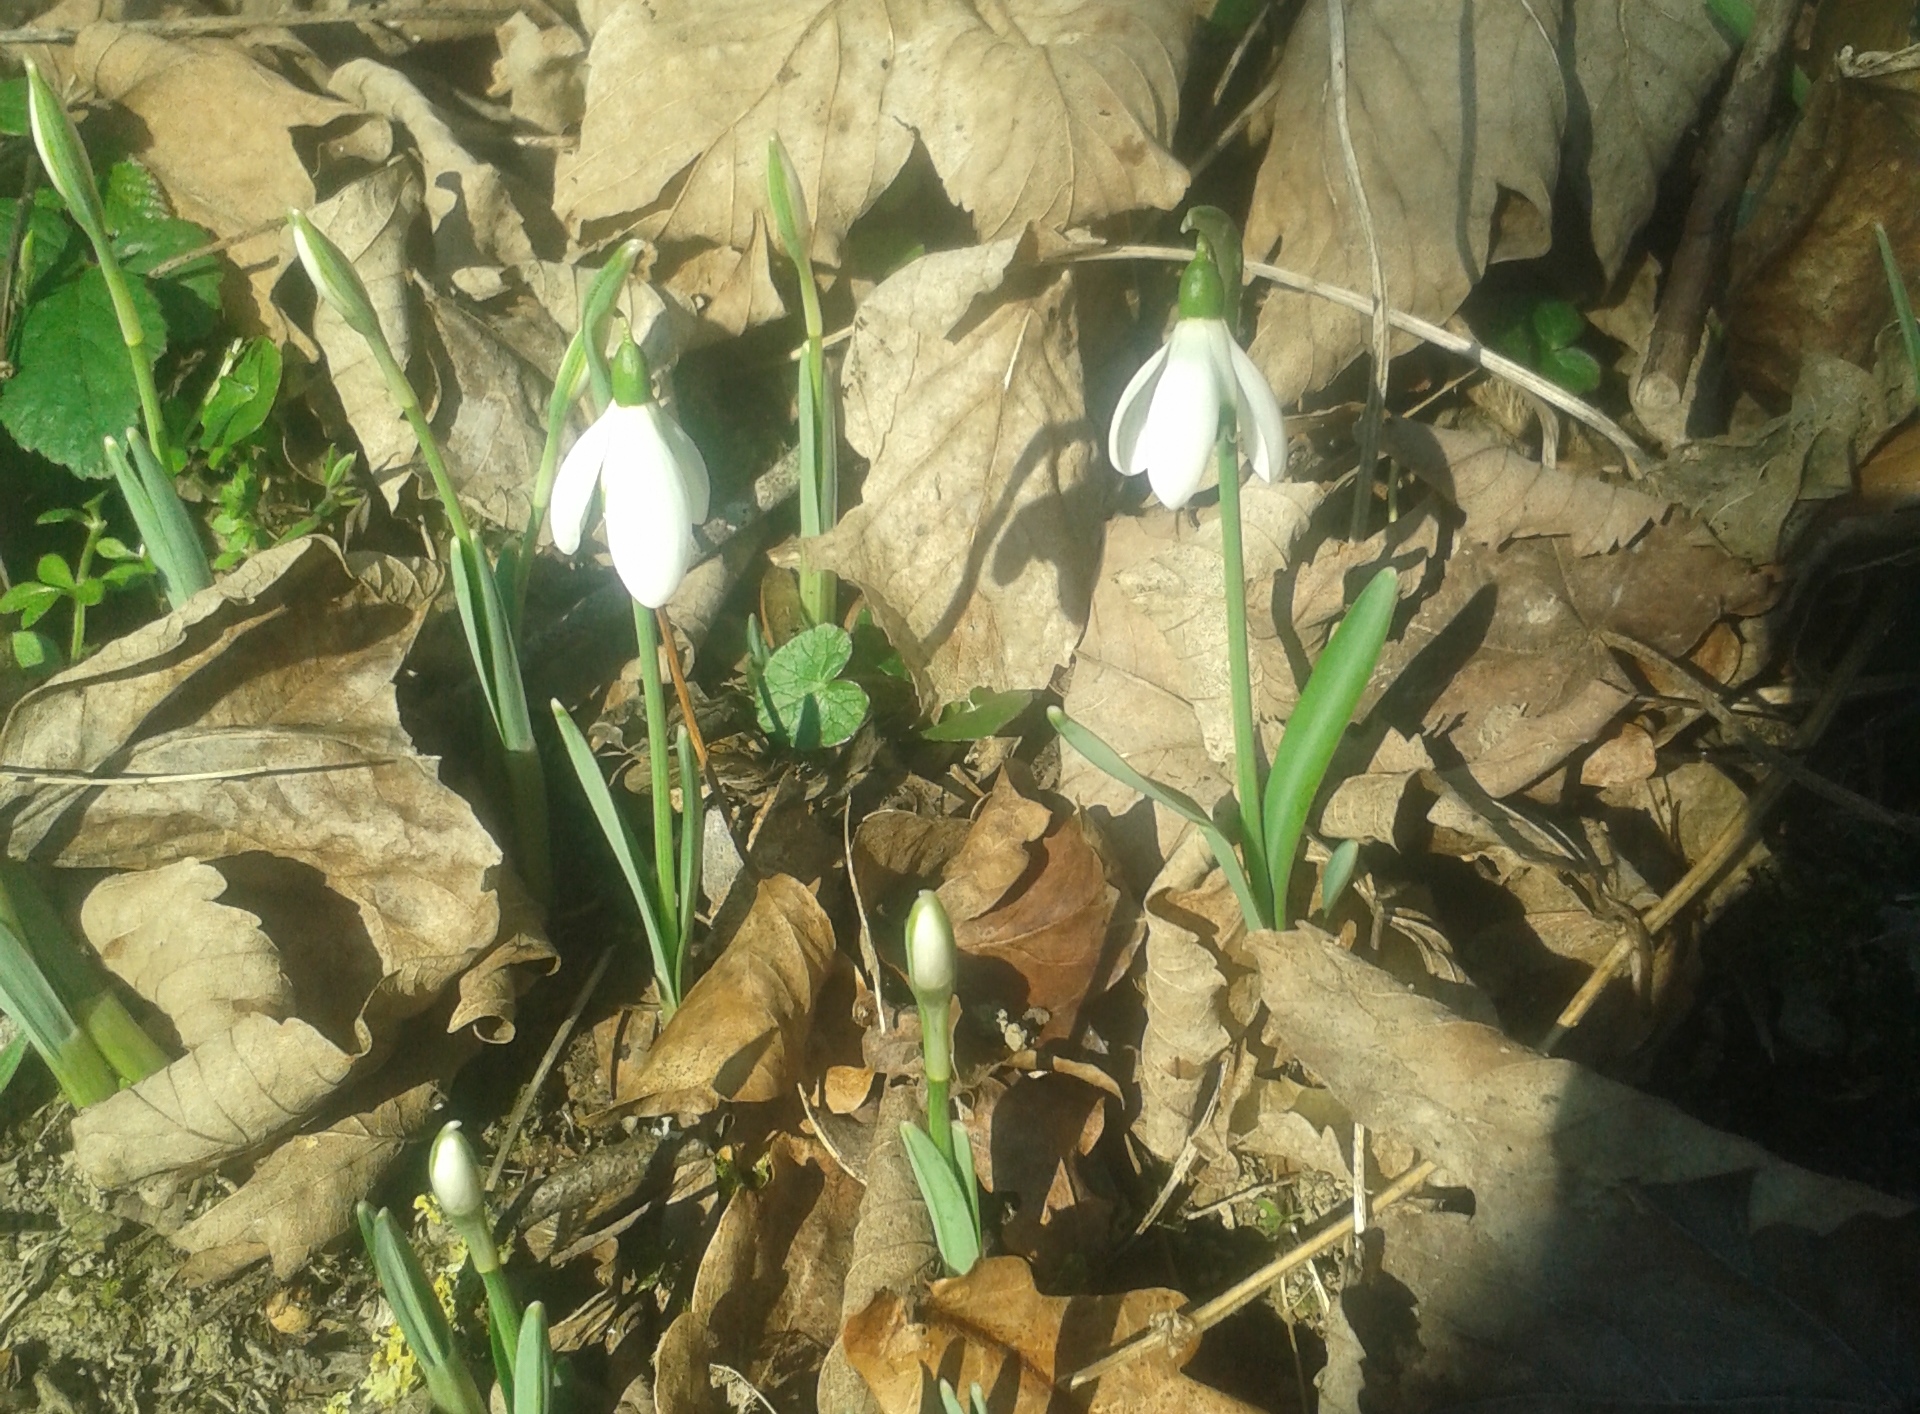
[[1066, 1159, 1438, 1392], [0, 5, 516, 42], [1634, 0, 1801, 426], [1210, 2, 1273, 111], [146, 217, 287, 280], [654, 607, 707, 769], [1598, 630, 1916, 832], [1054, 244, 1647, 472], [485, 945, 614, 1193], [0, 756, 404, 788], [1129, 1061, 1225, 1239], [1544, 593, 1895, 1048], [1327, 0, 1393, 538]]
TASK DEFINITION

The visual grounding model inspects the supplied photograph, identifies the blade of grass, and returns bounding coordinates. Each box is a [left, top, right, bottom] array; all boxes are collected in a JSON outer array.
[[1877, 223, 1920, 399]]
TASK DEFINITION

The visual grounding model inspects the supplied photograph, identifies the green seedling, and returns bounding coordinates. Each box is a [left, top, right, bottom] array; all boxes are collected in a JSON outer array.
[[901, 891, 985, 1276], [1318, 837, 1361, 917], [1489, 297, 1602, 396], [940, 1380, 993, 1414], [0, 492, 154, 661], [923, 687, 1035, 742], [752, 622, 871, 750], [357, 1202, 487, 1414]]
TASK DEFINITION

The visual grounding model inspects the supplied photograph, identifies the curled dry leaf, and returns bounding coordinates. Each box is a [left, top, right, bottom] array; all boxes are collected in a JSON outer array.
[[617, 874, 837, 1118], [1245, 0, 1733, 401], [0, 538, 547, 1213], [29, 11, 368, 335], [556, 0, 1192, 325], [1382, 419, 1670, 556], [843, 1255, 1264, 1414], [939, 774, 1053, 924], [81, 859, 291, 1051], [818, 1079, 939, 1414], [1134, 835, 1237, 1162], [655, 1134, 863, 1413], [1251, 928, 1920, 1413], [327, 59, 537, 298], [817, 238, 1103, 701]]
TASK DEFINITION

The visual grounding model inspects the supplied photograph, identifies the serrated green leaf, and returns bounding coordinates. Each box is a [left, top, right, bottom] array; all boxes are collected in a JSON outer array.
[[100, 159, 168, 230], [117, 216, 220, 343], [0, 266, 166, 477], [923, 687, 1035, 742], [0, 79, 27, 137], [197, 337, 282, 453], [756, 624, 871, 748]]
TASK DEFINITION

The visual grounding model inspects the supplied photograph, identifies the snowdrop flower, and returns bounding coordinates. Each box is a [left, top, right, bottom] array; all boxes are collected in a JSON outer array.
[[1108, 251, 1287, 509], [548, 338, 709, 608]]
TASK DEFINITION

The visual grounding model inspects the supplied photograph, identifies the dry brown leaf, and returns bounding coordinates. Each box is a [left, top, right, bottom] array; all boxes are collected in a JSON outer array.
[[1251, 928, 1920, 1412], [0, 538, 546, 1194], [953, 811, 1126, 1044], [1580, 721, 1658, 787], [818, 1079, 939, 1414], [80, 860, 292, 1051], [1059, 480, 1326, 880], [327, 59, 537, 299], [1383, 419, 1670, 555], [488, 14, 586, 133], [619, 874, 837, 1117], [655, 1134, 862, 1413], [421, 284, 552, 532], [173, 1041, 466, 1283], [817, 238, 1102, 701], [1245, 0, 1733, 401], [1134, 836, 1236, 1161], [843, 1255, 1263, 1413], [295, 163, 423, 491], [938, 774, 1053, 924], [556, 0, 1191, 324], [962, 1070, 1112, 1282], [1319, 729, 1434, 846], [37, 17, 365, 334]]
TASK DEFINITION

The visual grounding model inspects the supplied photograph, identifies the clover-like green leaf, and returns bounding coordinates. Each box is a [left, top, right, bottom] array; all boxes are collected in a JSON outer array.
[[756, 623, 871, 750]]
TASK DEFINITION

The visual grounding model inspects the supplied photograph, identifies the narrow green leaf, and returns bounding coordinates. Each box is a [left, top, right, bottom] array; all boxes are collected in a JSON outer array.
[[1261, 566, 1399, 926], [1877, 223, 1920, 401], [1319, 838, 1360, 915], [359, 1204, 486, 1414], [1048, 706, 1264, 932], [0, 1031, 30, 1097], [923, 688, 1035, 742], [513, 1302, 553, 1414], [900, 1121, 981, 1276], [0, 871, 117, 1107], [549, 700, 677, 1004], [122, 430, 212, 606]]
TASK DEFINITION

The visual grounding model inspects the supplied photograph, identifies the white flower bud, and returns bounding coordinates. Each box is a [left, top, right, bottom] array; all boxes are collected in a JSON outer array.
[[905, 890, 955, 1000], [429, 1121, 485, 1222]]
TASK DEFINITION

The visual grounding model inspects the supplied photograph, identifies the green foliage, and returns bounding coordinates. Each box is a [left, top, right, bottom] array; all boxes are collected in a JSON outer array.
[[900, 1120, 983, 1276], [754, 623, 871, 749], [0, 78, 26, 137], [1488, 297, 1602, 395], [0, 493, 153, 661], [197, 337, 283, 465], [923, 686, 1036, 742], [1876, 224, 1920, 402]]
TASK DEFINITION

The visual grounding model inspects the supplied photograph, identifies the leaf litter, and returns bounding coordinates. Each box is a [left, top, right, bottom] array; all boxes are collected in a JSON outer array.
[[4, 0, 1920, 1410]]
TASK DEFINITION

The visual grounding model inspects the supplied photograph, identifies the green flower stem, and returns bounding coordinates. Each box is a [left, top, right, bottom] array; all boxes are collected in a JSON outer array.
[[66, 512, 102, 663], [795, 288, 837, 626], [1213, 423, 1272, 926], [480, 1266, 520, 1387], [917, 990, 955, 1168], [367, 340, 473, 548], [633, 602, 678, 933]]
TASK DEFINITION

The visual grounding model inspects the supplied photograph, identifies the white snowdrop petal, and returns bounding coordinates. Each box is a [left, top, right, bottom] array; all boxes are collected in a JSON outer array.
[[1108, 343, 1170, 476], [654, 406, 711, 523], [547, 413, 616, 554], [1226, 338, 1288, 482], [1134, 322, 1222, 507], [602, 414, 695, 608]]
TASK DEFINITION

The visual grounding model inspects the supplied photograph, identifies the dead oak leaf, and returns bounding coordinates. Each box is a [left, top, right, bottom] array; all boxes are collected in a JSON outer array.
[[618, 874, 837, 1118], [818, 238, 1102, 701], [844, 1255, 1263, 1413]]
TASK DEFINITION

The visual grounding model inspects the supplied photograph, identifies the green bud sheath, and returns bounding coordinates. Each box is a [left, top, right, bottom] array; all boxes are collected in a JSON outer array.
[[1177, 251, 1229, 322], [288, 211, 387, 347], [23, 62, 108, 247], [610, 336, 652, 407]]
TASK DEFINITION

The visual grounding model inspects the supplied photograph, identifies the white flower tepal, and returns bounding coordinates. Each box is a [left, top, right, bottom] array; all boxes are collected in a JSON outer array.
[[547, 340, 710, 609], [1107, 253, 1287, 509]]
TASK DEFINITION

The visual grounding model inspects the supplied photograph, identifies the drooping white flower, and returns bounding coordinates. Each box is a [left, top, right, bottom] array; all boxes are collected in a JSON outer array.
[[548, 340, 710, 609], [1108, 253, 1288, 509]]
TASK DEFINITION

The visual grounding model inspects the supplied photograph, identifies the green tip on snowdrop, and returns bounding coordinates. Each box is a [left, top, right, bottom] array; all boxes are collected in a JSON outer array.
[[288, 210, 387, 348], [23, 61, 107, 247], [547, 334, 709, 609], [1108, 247, 1287, 509]]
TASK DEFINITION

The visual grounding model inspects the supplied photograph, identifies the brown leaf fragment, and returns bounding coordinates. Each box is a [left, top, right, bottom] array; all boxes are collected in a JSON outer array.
[[72, 1015, 354, 1188], [1580, 722, 1657, 787], [1134, 838, 1237, 1161], [818, 238, 1102, 700], [620, 874, 837, 1117], [489, 13, 586, 133], [655, 1134, 862, 1412], [963, 1070, 1113, 1281], [1250, 928, 1920, 1412], [1382, 419, 1670, 555], [818, 1080, 939, 1414], [843, 1255, 1263, 1414], [80, 860, 291, 1050], [938, 774, 1053, 924]]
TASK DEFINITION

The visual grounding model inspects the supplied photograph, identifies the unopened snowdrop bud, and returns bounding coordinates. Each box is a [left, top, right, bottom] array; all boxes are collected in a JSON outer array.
[[765, 135, 811, 266], [905, 890, 955, 1000], [429, 1121, 499, 1271], [23, 61, 107, 247], [288, 210, 388, 348]]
